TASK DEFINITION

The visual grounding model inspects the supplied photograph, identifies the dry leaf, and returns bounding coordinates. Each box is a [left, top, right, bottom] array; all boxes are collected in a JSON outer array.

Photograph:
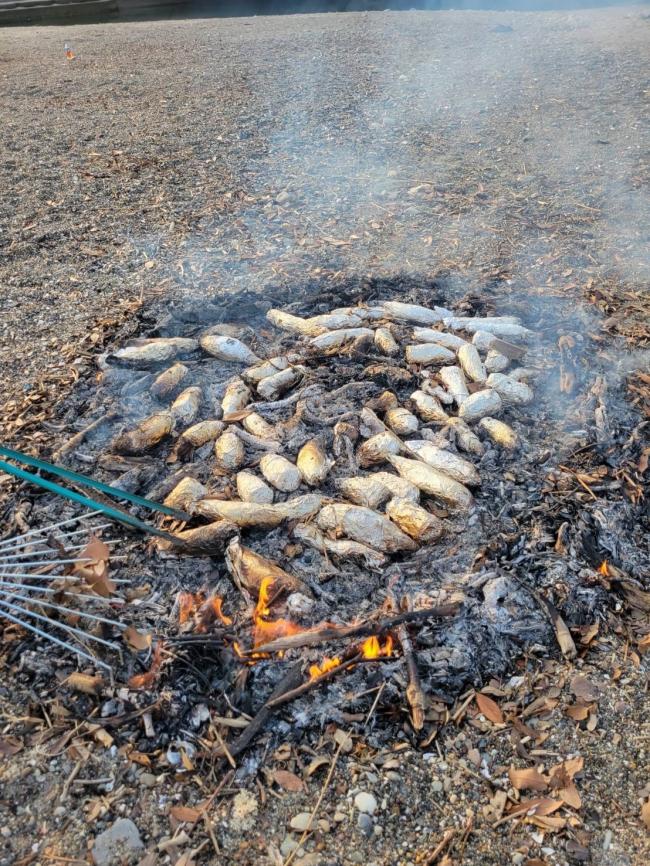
[[0, 736, 23, 757], [124, 626, 153, 652], [169, 806, 201, 824], [91, 727, 114, 749], [570, 676, 600, 702], [333, 729, 353, 753], [64, 672, 104, 695], [476, 693, 504, 724], [272, 769, 305, 792], [305, 757, 330, 777], [508, 767, 549, 792], [565, 703, 591, 721], [640, 635, 650, 654]]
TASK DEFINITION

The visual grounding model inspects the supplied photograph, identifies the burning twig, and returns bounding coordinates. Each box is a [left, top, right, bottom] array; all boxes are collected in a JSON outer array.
[[266, 654, 361, 709], [250, 604, 458, 655]]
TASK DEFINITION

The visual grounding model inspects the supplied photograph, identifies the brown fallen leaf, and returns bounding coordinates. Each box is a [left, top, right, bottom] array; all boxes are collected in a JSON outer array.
[[272, 769, 305, 792], [124, 625, 153, 652], [565, 702, 592, 721], [476, 693, 504, 725], [570, 675, 599, 702], [508, 767, 549, 792], [0, 736, 23, 758], [169, 805, 201, 824]]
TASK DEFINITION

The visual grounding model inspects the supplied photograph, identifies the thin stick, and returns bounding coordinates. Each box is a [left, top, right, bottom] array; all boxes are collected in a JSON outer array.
[[364, 681, 386, 728], [54, 410, 120, 458], [252, 605, 458, 655], [392, 596, 426, 731], [282, 737, 346, 866], [424, 828, 457, 865]]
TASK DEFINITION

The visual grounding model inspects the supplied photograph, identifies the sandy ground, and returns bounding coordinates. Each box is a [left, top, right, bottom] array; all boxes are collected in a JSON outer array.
[[0, 7, 649, 866]]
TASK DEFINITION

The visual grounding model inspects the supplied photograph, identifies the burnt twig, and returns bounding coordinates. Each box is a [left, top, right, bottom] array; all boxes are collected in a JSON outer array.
[[251, 604, 458, 655], [211, 663, 303, 760]]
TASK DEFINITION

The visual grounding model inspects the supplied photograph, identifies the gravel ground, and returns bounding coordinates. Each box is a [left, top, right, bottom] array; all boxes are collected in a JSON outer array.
[[0, 7, 649, 866]]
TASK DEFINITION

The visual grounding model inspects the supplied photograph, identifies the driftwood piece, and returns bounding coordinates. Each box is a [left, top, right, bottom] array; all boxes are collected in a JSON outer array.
[[250, 604, 458, 655]]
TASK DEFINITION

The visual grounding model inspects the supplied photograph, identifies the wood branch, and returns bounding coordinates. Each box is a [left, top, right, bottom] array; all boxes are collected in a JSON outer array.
[[265, 653, 360, 709], [54, 410, 120, 459], [396, 619, 426, 731], [250, 604, 458, 655], [211, 663, 303, 760]]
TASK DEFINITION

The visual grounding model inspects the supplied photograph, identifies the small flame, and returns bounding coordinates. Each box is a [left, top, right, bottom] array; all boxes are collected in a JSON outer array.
[[309, 656, 342, 680], [253, 577, 302, 648], [64, 43, 76, 60], [211, 596, 233, 626], [178, 591, 204, 624], [598, 560, 610, 577], [361, 635, 394, 660]]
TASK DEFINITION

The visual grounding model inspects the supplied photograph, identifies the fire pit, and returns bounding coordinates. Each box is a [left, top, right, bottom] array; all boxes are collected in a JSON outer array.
[[7, 274, 638, 770]]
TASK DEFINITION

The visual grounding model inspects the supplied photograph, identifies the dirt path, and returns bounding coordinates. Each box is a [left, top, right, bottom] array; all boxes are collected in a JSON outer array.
[[0, 8, 648, 866]]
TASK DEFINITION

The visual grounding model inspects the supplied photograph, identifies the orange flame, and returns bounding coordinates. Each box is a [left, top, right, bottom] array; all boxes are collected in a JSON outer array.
[[598, 561, 610, 577], [253, 577, 302, 648], [309, 656, 342, 680], [361, 635, 394, 659], [211, 596, 233, 626], [178, 591, 204, 624]]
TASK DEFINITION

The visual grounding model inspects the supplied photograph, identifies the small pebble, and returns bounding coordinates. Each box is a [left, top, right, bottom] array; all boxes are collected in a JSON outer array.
[[431, 781, 443, 793], [290, 813, 313, 832], [357, 813, 373, 836], [280, 835, 298, 857], [354, 791, 378, 815]]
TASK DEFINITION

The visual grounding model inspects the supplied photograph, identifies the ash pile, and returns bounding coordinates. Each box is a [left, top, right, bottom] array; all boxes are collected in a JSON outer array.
[[50, 286, 610, 751]]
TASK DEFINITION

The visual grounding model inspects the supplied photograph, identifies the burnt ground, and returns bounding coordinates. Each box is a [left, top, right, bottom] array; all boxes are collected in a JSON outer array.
[[0, 7, 649, 866]]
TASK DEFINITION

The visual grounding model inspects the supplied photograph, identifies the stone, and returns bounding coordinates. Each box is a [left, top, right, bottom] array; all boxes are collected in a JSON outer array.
[[431, 780, 443, 793], [92, 819, 143, 866], [290, 812, 314, 832], [138, 773, 157, 788], [280, 835, 299, 857], [357, 812, 373, 835], [354, 791, 377, 815]]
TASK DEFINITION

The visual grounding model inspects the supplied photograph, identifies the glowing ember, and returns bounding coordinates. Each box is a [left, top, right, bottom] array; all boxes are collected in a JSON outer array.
[[253, 577, 302, 647], [178, 592, 197, 625], [361, 635, 394, 659], [598, 561, 610, 577], [309, 656, 342, 680]]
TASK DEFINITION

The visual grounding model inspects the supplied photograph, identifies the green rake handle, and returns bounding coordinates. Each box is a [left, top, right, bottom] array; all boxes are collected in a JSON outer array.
[[0, 445, 189, 521], [0, 458, 182, 542]]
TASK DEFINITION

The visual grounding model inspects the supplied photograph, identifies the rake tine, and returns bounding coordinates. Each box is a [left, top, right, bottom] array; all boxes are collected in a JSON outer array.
[[0, 591, 127, 632], [0, 607, 112, 671], [0, 572, 130, 583], [0, 581, 126, 604], [0, 598, 121, 650], [0, 512, 105, 550], [0, 538, 118, 562], [1, 523, 114, 554]]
